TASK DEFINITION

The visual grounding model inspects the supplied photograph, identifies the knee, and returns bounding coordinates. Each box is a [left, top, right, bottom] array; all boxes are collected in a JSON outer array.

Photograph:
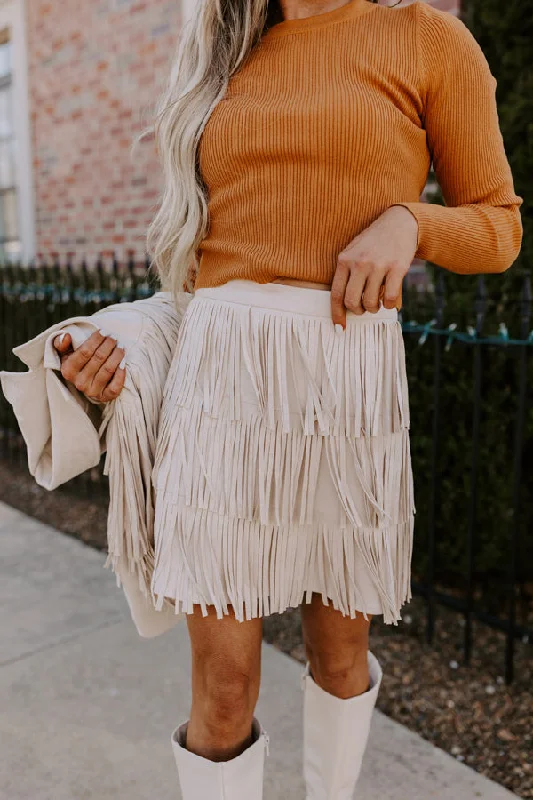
[[194, 657, 259, 733], [305, 641, 370, 699], [204, 673, 256, 729]]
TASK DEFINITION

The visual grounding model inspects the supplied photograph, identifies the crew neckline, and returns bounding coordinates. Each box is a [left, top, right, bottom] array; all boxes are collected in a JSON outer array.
[[262, 0, 379, 38]]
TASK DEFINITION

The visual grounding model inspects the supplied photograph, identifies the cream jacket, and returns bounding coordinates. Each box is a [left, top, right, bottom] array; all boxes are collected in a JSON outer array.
[[0, 291, 193, 638]]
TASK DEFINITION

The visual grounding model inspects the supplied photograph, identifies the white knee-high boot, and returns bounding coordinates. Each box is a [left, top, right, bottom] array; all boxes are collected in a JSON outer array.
[[302, 651, 383, 800], [171, 717, 269, 800]]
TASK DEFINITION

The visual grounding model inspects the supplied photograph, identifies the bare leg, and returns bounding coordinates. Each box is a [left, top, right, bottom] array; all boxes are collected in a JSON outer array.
[[300, 592, 372, 698], [300, 594, 382, 798], [185, 603, 263, 762]]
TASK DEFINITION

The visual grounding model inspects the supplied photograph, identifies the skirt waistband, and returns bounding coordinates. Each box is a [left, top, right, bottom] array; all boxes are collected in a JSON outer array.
[[194, 280, 398, 322]]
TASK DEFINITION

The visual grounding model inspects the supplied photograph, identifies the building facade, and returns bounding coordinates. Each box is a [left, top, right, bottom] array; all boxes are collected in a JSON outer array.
[[3, 0, 459, 265]]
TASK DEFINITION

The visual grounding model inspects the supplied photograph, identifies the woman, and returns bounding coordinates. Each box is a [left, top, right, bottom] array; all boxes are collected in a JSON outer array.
[[54, 0, 522, 797]]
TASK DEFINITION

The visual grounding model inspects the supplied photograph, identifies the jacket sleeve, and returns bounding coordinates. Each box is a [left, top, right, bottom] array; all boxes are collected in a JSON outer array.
[[393, 2, 523, 275], [92, 291, 193, 637], [0, 317, 108, 490], [0, 293, 175, 491]]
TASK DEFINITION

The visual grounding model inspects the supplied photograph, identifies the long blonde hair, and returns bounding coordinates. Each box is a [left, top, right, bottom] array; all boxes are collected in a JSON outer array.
[[143, 0, 380, 302], [142, 1, 273, 301]]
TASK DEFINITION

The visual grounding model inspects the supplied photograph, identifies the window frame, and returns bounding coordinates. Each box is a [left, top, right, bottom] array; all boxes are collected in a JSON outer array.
[[0, 0, 35, 263]]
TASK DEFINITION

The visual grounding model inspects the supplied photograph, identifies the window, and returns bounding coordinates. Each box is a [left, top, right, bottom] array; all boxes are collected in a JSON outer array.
[[0, 1, 34, 264], [0, 28, 20, 260]]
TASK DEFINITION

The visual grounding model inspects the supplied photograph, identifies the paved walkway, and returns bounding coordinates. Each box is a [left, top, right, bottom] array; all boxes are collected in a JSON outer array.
[[0, 501, 518, 800]]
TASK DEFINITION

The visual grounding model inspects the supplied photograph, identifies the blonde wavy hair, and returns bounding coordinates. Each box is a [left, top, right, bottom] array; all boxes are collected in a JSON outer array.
[[142, 0, 380, 303]]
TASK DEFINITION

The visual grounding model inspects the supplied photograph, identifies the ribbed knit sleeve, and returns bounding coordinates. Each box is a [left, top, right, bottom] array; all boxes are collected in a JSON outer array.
[[394, 2, 523, 275]]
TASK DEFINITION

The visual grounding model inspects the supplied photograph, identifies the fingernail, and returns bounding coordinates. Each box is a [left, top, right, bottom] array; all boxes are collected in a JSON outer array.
[[119, 357, 126, 369], [98, 328, 109, 337], [57, 332, 67, 345], [335, 323, 344, 335]]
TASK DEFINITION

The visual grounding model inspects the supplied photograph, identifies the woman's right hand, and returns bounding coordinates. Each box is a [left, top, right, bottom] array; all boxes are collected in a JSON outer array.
[[53, 328, 127, 403]]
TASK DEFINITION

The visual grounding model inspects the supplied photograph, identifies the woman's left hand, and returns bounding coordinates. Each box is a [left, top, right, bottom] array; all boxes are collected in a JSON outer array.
[[331, 205, 419, 328]]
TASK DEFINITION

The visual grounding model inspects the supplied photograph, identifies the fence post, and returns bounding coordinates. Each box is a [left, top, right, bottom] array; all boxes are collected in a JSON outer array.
[[126, 252, 136, 301], [66, 254, 75, 319], [111, 253, 120, 304], [464, 275, 487, 664], [505, 272, 531, 683], [425, 269, 446, 644]]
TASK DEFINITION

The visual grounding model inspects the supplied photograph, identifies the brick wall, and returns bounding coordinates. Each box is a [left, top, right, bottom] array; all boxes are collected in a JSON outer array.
[[27, 0, 460, 261], [27, 0, 184, 262]]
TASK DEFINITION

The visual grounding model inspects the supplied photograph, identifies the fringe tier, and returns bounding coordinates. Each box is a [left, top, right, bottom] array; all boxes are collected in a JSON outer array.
[[151, 287, 416, 624]]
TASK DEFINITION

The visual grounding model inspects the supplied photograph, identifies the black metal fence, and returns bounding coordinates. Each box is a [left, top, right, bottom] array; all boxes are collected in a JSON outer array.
[[1, 258, 532, 682], [0, 255, 160, 497], [401, 271, 532, 684]]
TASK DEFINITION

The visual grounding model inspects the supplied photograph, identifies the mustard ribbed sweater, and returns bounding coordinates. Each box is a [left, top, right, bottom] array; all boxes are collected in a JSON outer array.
[[194, 0, 523, 290]]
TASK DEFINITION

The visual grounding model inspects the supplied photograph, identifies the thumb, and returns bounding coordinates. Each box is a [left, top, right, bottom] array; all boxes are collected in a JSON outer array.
[[53, 331, 72, 353]]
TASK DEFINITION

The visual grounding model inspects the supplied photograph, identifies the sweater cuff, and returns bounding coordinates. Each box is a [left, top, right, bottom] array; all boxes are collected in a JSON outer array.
[[390, 201, 523, 274], [389, 202, 433, 262]]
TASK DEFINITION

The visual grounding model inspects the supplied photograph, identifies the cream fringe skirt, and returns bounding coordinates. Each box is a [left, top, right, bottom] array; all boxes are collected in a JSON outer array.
[[150, 280, 416, 624]]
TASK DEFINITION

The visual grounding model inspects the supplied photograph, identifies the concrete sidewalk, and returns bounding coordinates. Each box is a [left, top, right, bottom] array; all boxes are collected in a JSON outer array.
[[0, 501, 518, 800]]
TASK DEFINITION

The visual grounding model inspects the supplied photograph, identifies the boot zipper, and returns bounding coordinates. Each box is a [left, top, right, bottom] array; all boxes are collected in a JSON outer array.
[[301, 660, 311, 691]]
